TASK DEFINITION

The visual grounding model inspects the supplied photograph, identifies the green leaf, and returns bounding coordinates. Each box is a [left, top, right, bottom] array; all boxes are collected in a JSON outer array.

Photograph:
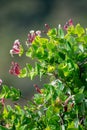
[[26, 63, 36, 80], [19, 67, 27, 78], [67, 120, 78, 130], [83, 35, 87, 43], [36, 47, 44, 59], [58, 28, 64, 38], [75, 93, 84, 103], [19, 45, 24, 56], [47, 28, 57, 38], [0, 85, 21, 100], [10, 87, 21, 100], [26, 47, 32, 58], [67, 25, 75, 34], [79, 86, 85, 93], [45, 126, 51, 130], [58, 52, 65, 60], [0, 85, 9, 98], [35, 62, 41, 75], [46, 41, 55, 50], [0, 125, 9, 130], [75, 24, 85, 37], [16, 125, 27, 130], [46, 106, 53, 119]]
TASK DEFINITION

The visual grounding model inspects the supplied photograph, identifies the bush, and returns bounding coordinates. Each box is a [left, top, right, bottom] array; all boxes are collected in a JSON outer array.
[[0, 19, 87, 130]]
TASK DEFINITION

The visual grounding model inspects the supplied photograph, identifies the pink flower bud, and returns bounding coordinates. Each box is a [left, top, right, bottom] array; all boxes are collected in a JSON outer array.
[[43, 24, 50, 33], [34, 84, 42, 94], [45, 24, 50, 30], [68, 19, 73, 26]]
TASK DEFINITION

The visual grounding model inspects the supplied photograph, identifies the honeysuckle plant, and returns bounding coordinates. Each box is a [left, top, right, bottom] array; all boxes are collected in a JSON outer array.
[[0, 19, 87, 130]]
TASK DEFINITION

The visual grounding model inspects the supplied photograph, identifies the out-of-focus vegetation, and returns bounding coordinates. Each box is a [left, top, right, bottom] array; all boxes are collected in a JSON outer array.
[[0, 0, 87, 98]]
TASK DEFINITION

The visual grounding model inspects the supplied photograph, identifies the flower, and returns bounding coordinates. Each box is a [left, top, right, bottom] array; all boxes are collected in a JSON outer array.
[[64, 19, 73, 30], [0, 79, 2, 85], [45, 24, 50, 30], [34, 84, 42, 94], [64, 23, 68, 30], [10, 39, 22, 56], [43, 24, 50, 33], [9, 62, 21, 76], [68, 19, 73, 26], [27, 30, 41, 44]]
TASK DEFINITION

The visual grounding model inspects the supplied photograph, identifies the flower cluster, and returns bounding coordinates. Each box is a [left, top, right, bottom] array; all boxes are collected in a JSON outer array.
[[27, 30, 41, 45], [64, 19, 73, 30], [10, 39, 23, 56], [9, 62, 21, 76]]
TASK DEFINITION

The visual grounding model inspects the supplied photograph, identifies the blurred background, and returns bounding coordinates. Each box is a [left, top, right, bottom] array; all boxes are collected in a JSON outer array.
[[0, 0, 87, 102]]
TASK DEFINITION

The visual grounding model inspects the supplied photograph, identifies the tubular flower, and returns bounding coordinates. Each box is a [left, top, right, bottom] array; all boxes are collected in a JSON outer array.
[[45, 24, 50, 30], [9, 62, 21, 76], [43, 24, 50, 33], [10, 39, 23, 56], [64, 19, 73, 30], [34, 84, 42, 94], [27, 30, 41, 45]]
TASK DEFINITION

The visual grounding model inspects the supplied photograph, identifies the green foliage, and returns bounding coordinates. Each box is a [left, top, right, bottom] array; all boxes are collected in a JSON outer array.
[[0, 21, 87, 129], [0, 85, 21, 100]]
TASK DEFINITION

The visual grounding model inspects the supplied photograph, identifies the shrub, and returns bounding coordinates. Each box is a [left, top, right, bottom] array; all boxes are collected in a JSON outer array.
[[0, 19, 87, 130]]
